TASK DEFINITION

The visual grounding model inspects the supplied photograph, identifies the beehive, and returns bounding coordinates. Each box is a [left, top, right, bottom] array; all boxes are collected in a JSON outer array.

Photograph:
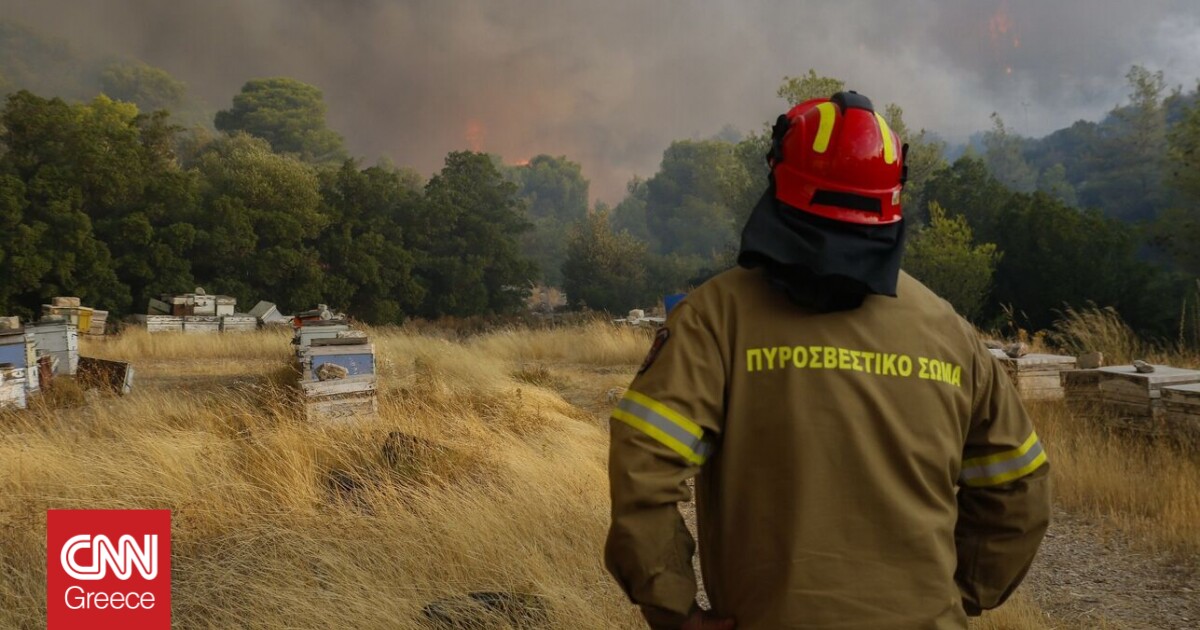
[[1161, 383, 1200, 440], [1094, 365, 1200, 421], [996, 353, 1077, 401]]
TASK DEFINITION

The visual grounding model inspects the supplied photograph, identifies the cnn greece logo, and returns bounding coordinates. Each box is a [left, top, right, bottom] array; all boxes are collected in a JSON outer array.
[[47, 510, 171, 630], [61, 533, 158, 580]]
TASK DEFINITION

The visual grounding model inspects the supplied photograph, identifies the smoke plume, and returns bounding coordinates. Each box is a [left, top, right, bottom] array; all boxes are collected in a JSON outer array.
[[3, 0, 1199, 201]]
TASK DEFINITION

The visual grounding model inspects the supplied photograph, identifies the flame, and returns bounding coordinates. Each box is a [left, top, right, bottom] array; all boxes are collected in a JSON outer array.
[[465, 119, 486, 152], [988, 6, 1012, 40], [510, 158, 531, 167]]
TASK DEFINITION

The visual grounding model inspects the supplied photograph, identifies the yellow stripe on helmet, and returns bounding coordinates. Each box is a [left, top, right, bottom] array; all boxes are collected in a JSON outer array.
[[875, 113, 897, 164], [812, 102, 837, 154]]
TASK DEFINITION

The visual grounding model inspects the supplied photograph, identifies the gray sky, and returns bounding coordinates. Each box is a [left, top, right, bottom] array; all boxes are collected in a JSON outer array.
[[4, 0, 1199, 202]]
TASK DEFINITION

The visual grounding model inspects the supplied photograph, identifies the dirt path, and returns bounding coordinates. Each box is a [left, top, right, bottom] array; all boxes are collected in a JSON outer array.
[[1021, 508, 1198, 629]]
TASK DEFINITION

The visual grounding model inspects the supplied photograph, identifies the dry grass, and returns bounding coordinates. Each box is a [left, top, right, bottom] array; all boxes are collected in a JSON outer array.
[[0, 321, 1195, 629], [1032, 401, 1200, 558]]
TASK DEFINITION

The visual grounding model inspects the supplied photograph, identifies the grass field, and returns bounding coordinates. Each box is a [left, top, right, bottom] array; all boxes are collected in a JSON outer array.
[[0, 323, 1195, 628]]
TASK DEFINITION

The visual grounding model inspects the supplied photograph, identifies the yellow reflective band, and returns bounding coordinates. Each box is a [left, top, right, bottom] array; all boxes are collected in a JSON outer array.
[[963, 432, 1039, 469], [612, 409, 707, 465], [875, 113, 896, 164], [961, 432, 1046, 487], [964, 451, 1047, 487], [621, 390, 703, 438], [812, 102, 837, 154]]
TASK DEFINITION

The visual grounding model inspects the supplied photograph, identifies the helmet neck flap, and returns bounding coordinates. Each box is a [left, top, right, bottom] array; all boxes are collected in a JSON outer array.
[[737, 184, 906, 313]]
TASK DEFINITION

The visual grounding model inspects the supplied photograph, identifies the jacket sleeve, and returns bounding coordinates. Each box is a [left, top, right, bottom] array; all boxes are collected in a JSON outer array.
[[955, 336, 1052, 616], [605, 302, 726, 629]]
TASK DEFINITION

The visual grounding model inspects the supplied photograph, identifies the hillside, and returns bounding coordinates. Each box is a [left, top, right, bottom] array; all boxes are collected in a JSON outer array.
[[1, 323, 1196, 628]]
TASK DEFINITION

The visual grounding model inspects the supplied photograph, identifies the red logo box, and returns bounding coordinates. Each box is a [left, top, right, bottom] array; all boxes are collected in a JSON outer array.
[[47, 510, 171, 630]]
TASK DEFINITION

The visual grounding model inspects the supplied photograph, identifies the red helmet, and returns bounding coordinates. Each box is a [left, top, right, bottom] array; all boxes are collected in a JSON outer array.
[[768, 91, 906, 225]]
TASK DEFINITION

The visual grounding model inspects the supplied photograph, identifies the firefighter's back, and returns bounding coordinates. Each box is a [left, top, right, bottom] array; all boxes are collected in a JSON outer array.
[[692, 266, 980, 629]]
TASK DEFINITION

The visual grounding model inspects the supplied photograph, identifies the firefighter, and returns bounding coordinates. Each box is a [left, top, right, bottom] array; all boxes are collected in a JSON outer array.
[[605, 91, 1050, 629]]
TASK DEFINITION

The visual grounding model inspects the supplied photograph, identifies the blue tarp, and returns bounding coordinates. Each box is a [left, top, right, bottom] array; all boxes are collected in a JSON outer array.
[[0, 341, 25, 368]]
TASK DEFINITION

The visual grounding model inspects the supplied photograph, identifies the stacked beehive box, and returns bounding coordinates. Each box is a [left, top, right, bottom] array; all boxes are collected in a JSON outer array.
[[1161, 383, 1200, 439], [143, 289, 260, 333], [995, 353, 1078, 401], [1092, 365, 1200, 424], [293, 318, 377, 422], [26, 320, 79, 376], [0, 319, 29, 410], [77, 357, 135, 396], [0, 365, 26, 410], [1062, 369, 1105, 416], [41, 297, 94, 334]]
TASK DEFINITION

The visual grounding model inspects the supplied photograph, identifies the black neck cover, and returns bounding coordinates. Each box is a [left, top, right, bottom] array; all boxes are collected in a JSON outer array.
[[737, 185, 906, 313]]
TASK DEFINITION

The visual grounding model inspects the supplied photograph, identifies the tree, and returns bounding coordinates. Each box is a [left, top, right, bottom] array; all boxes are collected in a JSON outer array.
[[192, 133, 327, 311], [1036, 163, 1077, 207], [409, 152, 537, 317], [883, 103, 947, 223], [777, 70, 845, 107], [643, 140, 748, 258], [503, 154, 589, 285], [1078, 66, 1172, 221], [1153, 84, 1200, 275], [561, 209, 651, 312], [982, 113, 1037, 193], [0, 91, 206, 315], [903, 202, 1000, 320], [99, 62, 186, 113], [610, 177, 652, 244], [315, 160, 425, 324], [214, 78, 346, 163]]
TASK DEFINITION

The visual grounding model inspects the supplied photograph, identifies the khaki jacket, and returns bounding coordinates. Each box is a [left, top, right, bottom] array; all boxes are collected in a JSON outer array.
[[606, 268, 1050, 629]]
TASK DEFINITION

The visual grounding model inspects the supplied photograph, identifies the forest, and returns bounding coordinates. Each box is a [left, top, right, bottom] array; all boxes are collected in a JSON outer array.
[[1, 20, 1199, 345]]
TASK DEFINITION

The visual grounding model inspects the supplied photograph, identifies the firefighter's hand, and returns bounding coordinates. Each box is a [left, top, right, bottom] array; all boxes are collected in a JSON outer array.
[[681, 610, 736, 630]]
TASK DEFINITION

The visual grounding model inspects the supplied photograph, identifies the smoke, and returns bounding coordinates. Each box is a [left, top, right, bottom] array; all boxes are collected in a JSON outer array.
[[3, 0, 1199, 202]]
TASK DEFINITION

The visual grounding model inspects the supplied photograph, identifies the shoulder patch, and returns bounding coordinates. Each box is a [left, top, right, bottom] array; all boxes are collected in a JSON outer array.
[[639, 327, 670, 375]]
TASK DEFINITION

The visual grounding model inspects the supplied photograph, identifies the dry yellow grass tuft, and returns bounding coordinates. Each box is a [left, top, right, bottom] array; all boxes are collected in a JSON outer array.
[[0, 321, 1194, 628]]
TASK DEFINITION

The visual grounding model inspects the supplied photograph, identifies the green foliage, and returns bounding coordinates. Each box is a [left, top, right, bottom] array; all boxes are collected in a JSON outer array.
[[215, 78, 347, 163], [0, 91, 210, 315], [192, 133, 327, 312], [412, 152, 537, 317], [1036, 163, 1077, 207], [503, 154, 589, 285], [923, 156, 1185, 335], [99, 62, 186, 113], [982, 114, 1037, 193], [561, 210, 651, 312], [883, 104, 947, 223], [903, 202, 1000, 320], [643, 140, 748, 257], [777, 70, 844, 106], [315, 161, 425, 324], [1077, 66, 1172, 221], [1153, 90, 1200, 276]]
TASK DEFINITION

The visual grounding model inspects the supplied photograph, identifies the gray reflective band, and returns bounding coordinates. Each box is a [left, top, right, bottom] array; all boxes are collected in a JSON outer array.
[[617, 397, 711, 457], [961, 441, 1044, 482]]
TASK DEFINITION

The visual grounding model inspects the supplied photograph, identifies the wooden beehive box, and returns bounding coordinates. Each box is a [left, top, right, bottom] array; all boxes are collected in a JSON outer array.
[[1062, 369, 1104, 416], [1095, 365, 1200, 420], [0, 366, 27, 410], [27, 321, 78, 375], [183, 315, 220, 334], [77, 357, 135, 395], [299, 340, 377, 423], [87, 310, 108, 336], [1161, 383, 1200, 440], [996, 353, 1077, 401], [220, 314, 258, 333], [138, 314, 185, 333]]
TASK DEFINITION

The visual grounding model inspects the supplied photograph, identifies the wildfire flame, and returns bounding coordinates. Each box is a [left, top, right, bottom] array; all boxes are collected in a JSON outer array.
[[465, 118, 486, 152], [988, 3, 1020, 77]]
